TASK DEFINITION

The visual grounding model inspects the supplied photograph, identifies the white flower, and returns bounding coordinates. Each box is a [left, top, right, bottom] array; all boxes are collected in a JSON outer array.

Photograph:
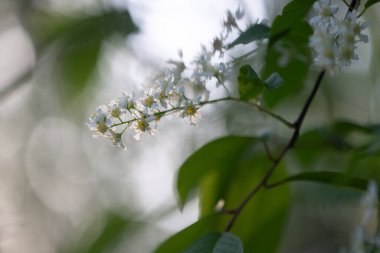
[[117, 92, 135, 111], [341, 11, 369, 44], [310, 25, 338, 70], [132, 115, 156, 140], [309, 1, 369, 72], [87, 105, 112, 135], [309, 0, 339, 27], [108, 100, 122, 118], [140, 87, 160, 111], [180, 100, 203, 125], [108, 130, 126, 150]]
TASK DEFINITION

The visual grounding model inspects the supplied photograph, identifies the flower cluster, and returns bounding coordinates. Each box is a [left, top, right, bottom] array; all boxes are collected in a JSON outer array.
[[86, 8, 246, 149], [340, 181, 379, 253], [309, 0, 369, 73]]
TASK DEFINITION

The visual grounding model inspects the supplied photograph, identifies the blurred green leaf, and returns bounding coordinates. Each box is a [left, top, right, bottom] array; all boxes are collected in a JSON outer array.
[[183, 232, 244, 253], [365, 0, 380, 9], [217, 155, 290, 253], [277, 171, 369, 192], [263, 22, 313, 107], [177, 135, 289, 252], [228, 23, 270, 49], [27, 9, 138, 101], [270, 0, 315, 38], [294, 120, 380, 167], [30, 9, 138, 50], [262, 0, 315, 107], [177, 136, 258, 209], [154, 214, 221, 253], [237, 65, 265, 101], [64, 213, 130, 253]]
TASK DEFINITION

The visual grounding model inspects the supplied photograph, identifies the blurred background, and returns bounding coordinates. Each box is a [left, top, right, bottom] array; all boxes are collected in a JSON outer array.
[[0, 0, 379, 252]]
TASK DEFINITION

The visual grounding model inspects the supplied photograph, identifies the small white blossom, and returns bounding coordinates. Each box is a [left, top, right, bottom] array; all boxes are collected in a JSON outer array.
[[117, 92, 135, 111], [180, 100, 203, 125], [309, 1, 369, 73], [108, 130, 126, 150], [310, 25, 338, 70], [310, 0, 339, 27], [341, 181, 378, 253], [87, 106, 112, 135], [132, 115, 156, 140]]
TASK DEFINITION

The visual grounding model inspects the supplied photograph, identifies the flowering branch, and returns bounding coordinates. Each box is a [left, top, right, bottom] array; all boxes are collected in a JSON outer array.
[[223, 0, 364, 232]]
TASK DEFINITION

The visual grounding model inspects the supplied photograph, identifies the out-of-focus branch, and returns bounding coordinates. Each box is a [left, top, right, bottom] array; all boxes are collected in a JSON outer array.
[[0, 68, 32, 102]]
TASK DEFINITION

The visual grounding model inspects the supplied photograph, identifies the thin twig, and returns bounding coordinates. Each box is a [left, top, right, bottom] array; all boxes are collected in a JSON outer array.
[[263, 140, 275, 162], [224, 70, 326, 232], [111, 96, 294, 129], [0, 68, 33, 102]]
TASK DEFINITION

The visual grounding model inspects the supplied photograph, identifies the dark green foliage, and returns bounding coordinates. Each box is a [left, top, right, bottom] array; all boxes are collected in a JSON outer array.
[[174, 134, 290, 253], [154, 215, 221, 253], [183, 233, 244, 253], [28, 9, 138, 101], [237, 65, 265, 101], [177, 136, 258, 210], [262, 0, 316, 107], [365, 0, 380, 9], [228, 23, 270, 49], [276, 171, 369, 192]]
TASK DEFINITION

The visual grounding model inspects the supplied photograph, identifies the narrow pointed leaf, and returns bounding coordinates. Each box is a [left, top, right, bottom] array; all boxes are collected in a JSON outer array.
[[228, 23, 270, 48], [365, 0, 380, 9], [274, 171, 369, 191]]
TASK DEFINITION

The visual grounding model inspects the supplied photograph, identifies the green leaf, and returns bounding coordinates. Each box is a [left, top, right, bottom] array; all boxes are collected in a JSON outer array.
[[294, 120, 380, 167], [29, 9, 138, 50], [177, 136, 258, 209], [262, 0, 316, 107], [228, 23, 270, 49], [197, 151, 290, 253], [365, 0, 380, 9], [275, 171, 369, 192], [63, 213, 131, 253], [183, 232, 244, 253], [264, 73, 284, 90], [270, 0, 316, 37], [237, 65, 265, 101], [154, 215, 221, 253], [28, 9, 138, 102], [263, 22, 313, 107], [220, 156, 290, 253]]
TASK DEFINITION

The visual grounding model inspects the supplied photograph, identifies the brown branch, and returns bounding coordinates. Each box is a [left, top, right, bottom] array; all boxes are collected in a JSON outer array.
[[224, 70, 326, 232]]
